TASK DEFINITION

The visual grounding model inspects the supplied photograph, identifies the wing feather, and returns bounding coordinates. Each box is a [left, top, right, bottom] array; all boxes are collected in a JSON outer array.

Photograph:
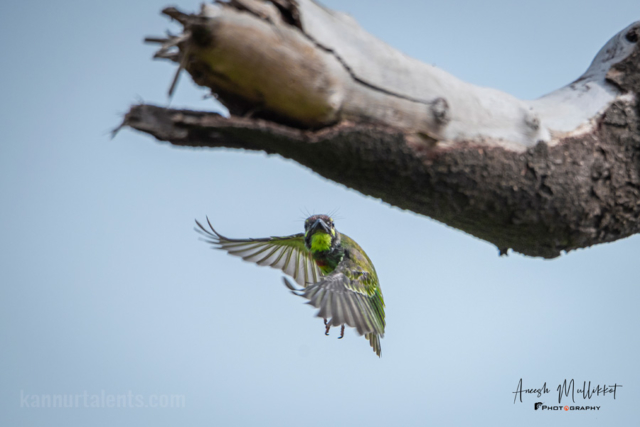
[[255, 246, 281, 266], [196, 218, 322, 287], [341, 294, 356, 329]]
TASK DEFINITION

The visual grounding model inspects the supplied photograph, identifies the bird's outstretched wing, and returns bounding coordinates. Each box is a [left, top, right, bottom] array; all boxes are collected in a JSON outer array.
[[284, 262, 386, 356], [196, 218, 322, 287]]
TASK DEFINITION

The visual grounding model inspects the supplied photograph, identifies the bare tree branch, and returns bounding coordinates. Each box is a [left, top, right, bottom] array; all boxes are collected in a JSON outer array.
[[123, 1, 640, 258]]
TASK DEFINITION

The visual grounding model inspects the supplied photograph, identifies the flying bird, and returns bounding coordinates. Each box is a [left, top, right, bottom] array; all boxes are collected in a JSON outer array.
[[195, 215, 386, 356]]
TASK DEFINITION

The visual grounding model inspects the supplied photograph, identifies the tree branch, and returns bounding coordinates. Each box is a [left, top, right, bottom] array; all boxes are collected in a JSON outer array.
[[123, 1, 640, 258]]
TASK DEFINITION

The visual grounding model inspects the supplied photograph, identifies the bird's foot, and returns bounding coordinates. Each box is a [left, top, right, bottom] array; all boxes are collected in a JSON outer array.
[[338, 325, 345, 339], [324, 318, 330, 336]]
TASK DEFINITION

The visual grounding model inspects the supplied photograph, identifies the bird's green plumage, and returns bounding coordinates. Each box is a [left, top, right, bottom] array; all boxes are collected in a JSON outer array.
[[332, 233, 386, 343], [195, 215, 386, 357], [310, 232, 332, 253]]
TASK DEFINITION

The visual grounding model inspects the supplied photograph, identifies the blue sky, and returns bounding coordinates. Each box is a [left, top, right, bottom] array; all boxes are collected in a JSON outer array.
[[1, 1, 638, 426]]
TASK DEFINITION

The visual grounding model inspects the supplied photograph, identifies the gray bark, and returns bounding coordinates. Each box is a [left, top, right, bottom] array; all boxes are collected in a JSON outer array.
[[122, 1, 640, 258]]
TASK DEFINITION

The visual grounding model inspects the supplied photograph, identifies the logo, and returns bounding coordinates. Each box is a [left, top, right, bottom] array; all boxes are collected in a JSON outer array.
[[512, 378, 622, 411]]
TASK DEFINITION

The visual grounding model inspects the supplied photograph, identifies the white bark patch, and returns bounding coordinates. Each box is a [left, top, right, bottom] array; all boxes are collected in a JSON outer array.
[[531, 22, 639, 139], [296, 1, 638, 150], [156, 2, 638, 152]]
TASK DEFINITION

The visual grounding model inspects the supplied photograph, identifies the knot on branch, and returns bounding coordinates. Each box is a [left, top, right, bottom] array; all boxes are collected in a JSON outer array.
[[606, 23, 640, 93]]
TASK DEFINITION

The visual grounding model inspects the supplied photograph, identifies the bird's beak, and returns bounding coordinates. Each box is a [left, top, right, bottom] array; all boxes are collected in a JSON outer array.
[[310, 218, 331, 234]]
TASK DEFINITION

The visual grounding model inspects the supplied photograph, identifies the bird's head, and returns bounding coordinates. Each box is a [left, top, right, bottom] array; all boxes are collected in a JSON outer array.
[[304, 214, 339, 252]]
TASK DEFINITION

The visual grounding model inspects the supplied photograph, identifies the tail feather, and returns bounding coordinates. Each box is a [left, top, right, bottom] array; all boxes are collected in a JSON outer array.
[[366, 333, 381, 357]]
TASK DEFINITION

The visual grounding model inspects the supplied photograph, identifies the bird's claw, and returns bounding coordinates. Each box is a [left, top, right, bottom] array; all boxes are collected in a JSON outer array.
[[338, 324, 345, 339], [324, 318, 330, 335]]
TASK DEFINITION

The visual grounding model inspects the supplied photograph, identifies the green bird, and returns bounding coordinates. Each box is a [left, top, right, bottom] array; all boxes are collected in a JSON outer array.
[[195, 214, 386, 356]]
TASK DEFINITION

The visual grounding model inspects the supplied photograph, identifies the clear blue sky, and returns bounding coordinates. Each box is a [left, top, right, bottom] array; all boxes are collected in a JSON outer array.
[[1, 1, 638, 426]]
